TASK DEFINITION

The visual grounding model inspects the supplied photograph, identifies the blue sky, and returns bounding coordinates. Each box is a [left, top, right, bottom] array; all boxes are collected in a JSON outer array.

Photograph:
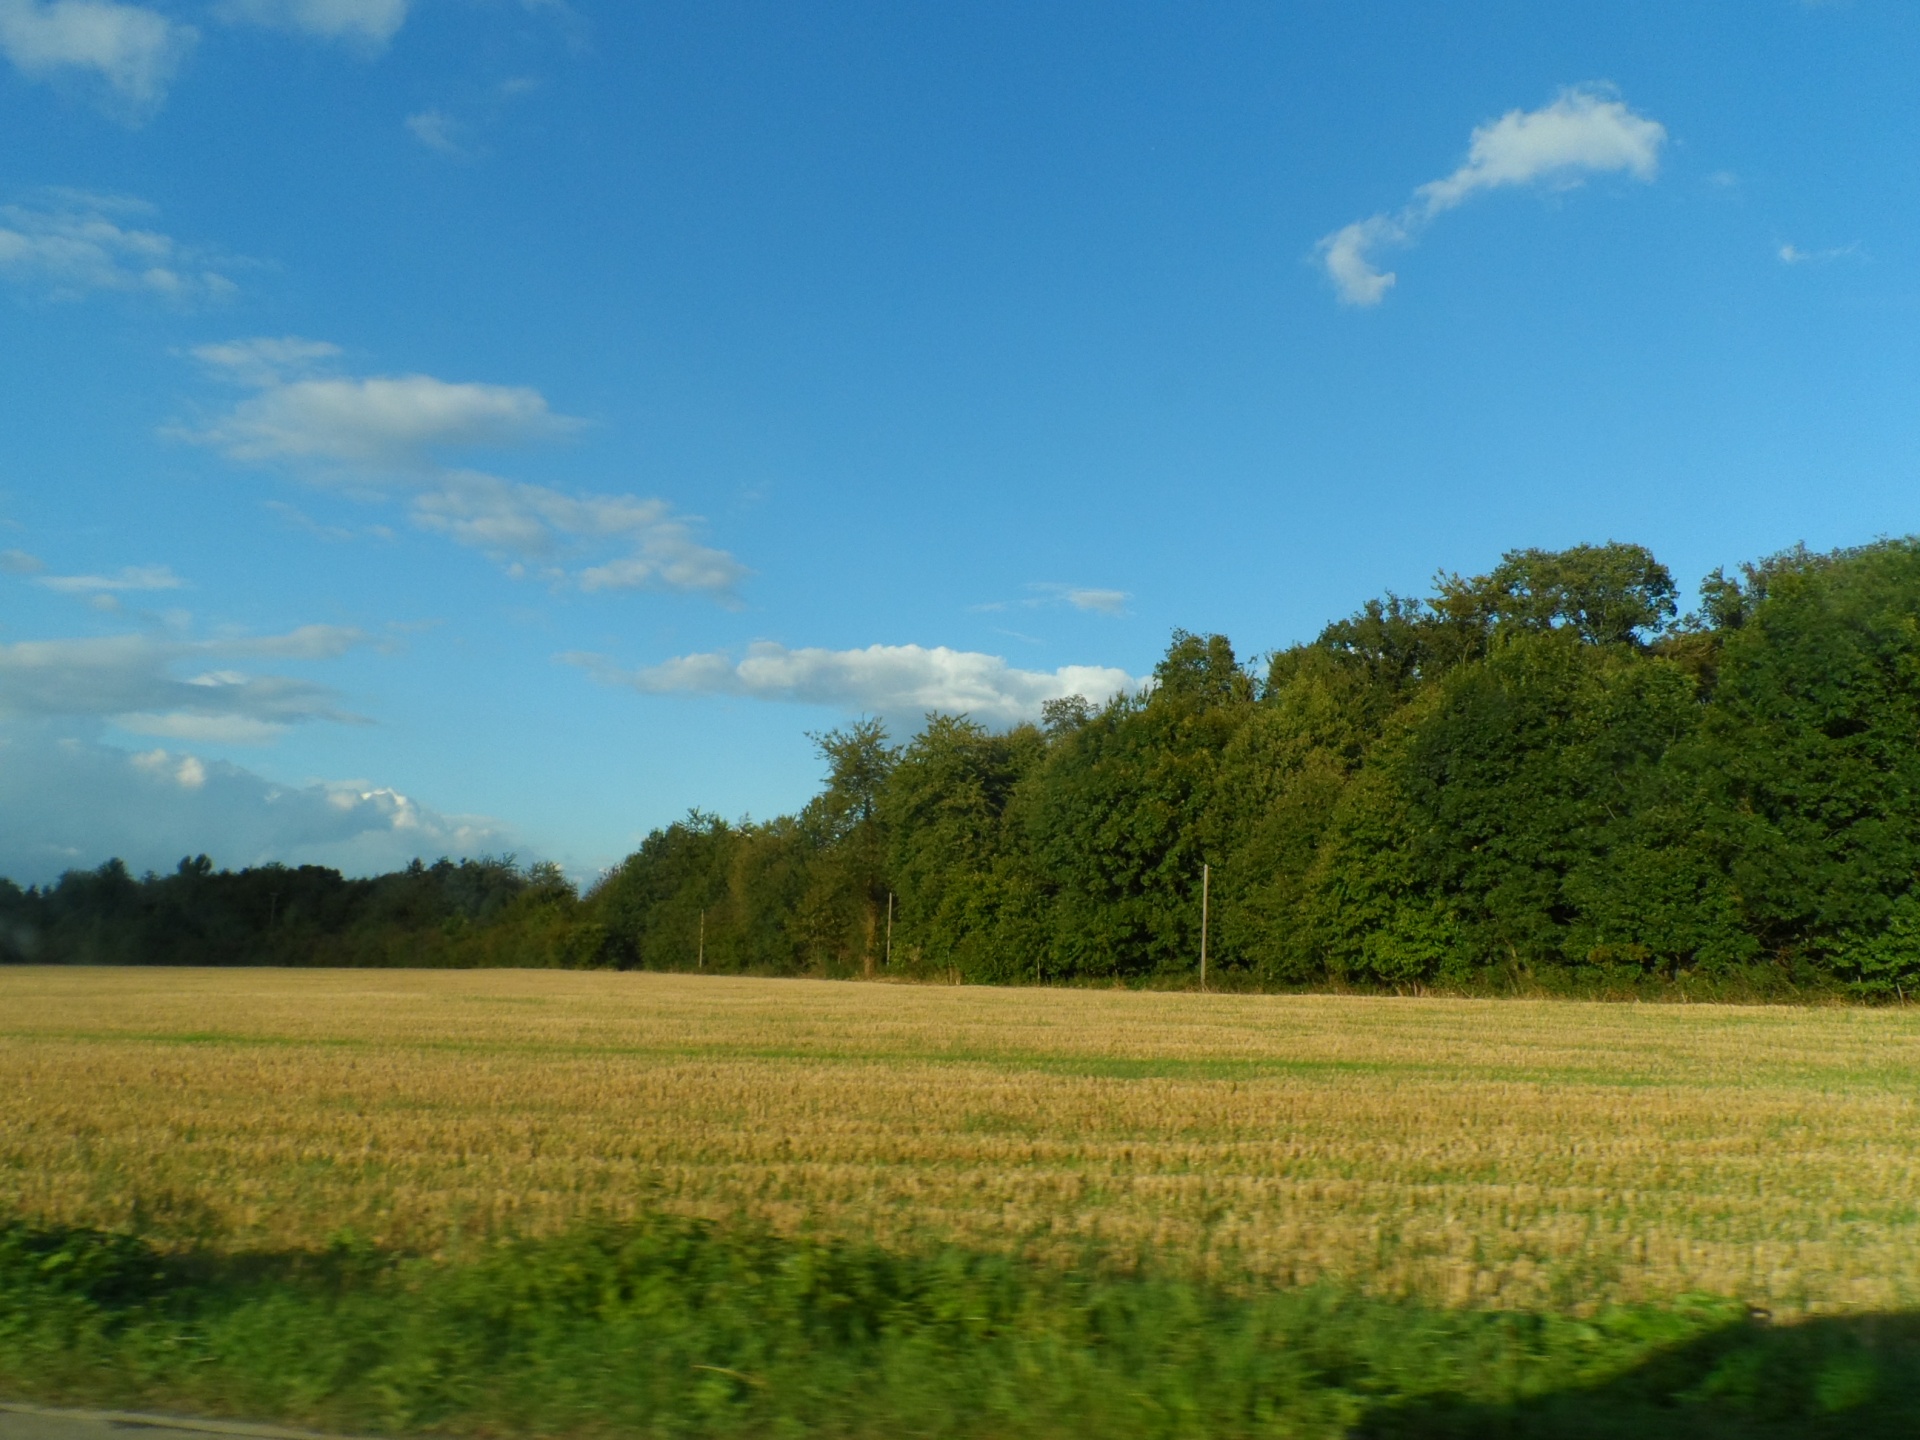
[[2, 0, 1916, 883]]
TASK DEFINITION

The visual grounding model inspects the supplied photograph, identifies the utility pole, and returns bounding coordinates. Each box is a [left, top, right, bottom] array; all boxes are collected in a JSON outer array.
[[698, 909, 705, 970], [1199, 863, 1210, 993], [885, 891, 894, 968]]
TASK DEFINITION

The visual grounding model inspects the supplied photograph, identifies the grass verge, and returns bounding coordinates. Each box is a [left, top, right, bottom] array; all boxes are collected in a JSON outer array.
[[4, 1214, 1920, 1439]]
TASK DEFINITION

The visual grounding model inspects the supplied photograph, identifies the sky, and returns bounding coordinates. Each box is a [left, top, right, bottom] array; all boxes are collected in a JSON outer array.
[[2, 0, 1917, 884]]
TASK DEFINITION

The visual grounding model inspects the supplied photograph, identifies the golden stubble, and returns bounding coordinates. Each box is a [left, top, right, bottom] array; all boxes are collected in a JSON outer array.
[[3, 968, 1918, 1315]]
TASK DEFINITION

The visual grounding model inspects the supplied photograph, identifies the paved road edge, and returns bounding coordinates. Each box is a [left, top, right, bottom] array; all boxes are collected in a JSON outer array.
[[0, 1402, 380, 1440]]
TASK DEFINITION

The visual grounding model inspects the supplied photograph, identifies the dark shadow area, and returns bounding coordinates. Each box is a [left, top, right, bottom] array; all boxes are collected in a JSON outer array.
[[1362, 1311, 1920, 1439]]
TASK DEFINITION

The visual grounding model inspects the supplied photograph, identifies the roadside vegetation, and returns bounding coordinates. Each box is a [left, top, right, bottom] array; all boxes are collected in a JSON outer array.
[[10, 1209, 1920, 1440], [11, 537, 1920, 998]]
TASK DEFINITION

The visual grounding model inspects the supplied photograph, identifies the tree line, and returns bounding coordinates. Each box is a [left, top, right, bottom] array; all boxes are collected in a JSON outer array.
[[10, 537, 1920, 997], [0, 854, 596, 969]]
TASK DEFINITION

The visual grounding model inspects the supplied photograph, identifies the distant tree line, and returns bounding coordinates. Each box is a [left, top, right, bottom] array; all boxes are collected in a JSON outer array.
[[0, 855, 596, 970], [10, 537, 1920, 997]]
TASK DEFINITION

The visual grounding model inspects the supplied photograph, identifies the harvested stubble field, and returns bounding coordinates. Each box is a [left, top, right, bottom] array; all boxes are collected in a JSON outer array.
[[3, 967, 1918, 1316]]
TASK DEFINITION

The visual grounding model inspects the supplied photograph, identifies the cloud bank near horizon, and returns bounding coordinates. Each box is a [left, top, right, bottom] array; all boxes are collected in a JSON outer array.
[[1319, 86, 1667, 305], [0, 726, 509, 885], [0, 559, 512, 883]]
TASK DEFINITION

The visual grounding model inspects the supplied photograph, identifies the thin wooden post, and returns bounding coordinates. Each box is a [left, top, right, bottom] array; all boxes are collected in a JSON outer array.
[[698, 909, 705, 970], [885, 891, 894, 968], [1200, 863, 1210, 993]]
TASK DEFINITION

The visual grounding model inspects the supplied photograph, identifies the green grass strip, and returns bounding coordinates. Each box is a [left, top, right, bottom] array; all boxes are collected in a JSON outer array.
[[4, 1214, 1918, 1438]]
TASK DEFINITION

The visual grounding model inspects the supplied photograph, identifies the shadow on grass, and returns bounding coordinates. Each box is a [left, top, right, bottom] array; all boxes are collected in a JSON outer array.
[[1364, 1311, 1920, 1439]]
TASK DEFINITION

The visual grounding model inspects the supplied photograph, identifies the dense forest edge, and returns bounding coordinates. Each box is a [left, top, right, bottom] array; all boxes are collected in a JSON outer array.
[[11, 536, 1920, 1000]]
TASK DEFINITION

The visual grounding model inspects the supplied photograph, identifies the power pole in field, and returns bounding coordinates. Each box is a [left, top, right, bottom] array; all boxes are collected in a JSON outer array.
[[885, 891, 894, 968], [1200, 863, 1210, 993]]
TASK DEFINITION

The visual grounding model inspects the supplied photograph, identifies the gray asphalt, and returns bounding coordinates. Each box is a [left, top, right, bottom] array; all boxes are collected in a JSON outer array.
[[0, 1406, 366, 1440]]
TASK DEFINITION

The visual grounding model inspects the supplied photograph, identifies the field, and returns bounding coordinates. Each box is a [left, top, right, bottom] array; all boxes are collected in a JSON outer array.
[[5, 967, 1920, 1318]]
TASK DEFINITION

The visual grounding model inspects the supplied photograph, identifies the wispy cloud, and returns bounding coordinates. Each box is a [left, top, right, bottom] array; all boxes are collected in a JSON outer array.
[[1318, 85, 1667, 306], [405, 107, 470, 157], [183, 338, 747, 601], [408, 59, 551, 163], [0, 548, 44, 575], [1778, 241, 1859, 265], [33, 562, 186, 613], [1031, 583, 1130, 616], [263, 499, 394, 543], [0, 0, 196, 113], [975, 583, 1133, 618], [189, 336, 340, 387], [0, 191, 237, 303], [215, 0, 408, 47], [414, 470, 747, 594], [0, 622, 372, 743], [568, 641, 1139, 727], [35, 563, 184, 594]]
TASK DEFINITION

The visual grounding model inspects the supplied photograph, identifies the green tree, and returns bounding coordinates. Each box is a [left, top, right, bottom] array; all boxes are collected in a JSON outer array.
[[1024, 633, 1251, 980], [796, 720, 898, 974], [1696, 540, 1920, 963], [883, 715, 1045, 981]]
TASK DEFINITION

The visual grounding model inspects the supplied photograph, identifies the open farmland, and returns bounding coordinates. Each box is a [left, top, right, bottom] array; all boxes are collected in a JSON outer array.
[[4, 968, 1920, 1317]]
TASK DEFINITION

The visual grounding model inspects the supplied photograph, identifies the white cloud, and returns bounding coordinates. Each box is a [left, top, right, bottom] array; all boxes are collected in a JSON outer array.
[[263, 498, 394, 543], [120, 712, 292, 745], [1317, 216, 1404, 307], [569, 641, 1140, 728], [1066, 589, 1129, 615], [192, 369, 577, 469], [989, 582, 1134, 617], [35, 563, 184, 594], [216, 0, 408, 46], [0, 0, 195, 111], [189, 335, 340, 387], [1413, 88, 1665, 216], [1778, 242, 1858, 265], [184, 338, 747, 601], [0, 548, 44, 575], [0, 726, 509, 884], [0, 191, 236, 302], [405, 107, 467, 156], [414, 470, 748, 596], [1318, 85, 1667, 306], [0, 623, 370, 743], [133, 746, 206, 787]]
